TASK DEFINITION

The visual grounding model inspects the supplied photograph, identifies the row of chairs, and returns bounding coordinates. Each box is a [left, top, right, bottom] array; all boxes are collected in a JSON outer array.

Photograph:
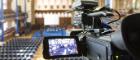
[[0, 38, 42, 60], [32, 27, 66, 37], [43, 27, 66, 36]]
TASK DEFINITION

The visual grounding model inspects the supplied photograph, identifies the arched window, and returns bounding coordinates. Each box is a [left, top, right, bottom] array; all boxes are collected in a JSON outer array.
[[4, 22, 8, 31], [3, 0, 7, 9]]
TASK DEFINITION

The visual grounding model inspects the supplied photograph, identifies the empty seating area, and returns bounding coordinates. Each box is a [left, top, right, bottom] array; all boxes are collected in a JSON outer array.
[[0, 38, 42, 60]]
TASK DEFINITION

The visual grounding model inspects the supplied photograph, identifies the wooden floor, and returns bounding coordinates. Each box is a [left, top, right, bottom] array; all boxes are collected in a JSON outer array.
[[33, 44, 45, 60]]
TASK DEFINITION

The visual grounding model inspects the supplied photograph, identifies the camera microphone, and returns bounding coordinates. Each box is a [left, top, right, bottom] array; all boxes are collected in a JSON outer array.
[[87, 11, 113, 17]]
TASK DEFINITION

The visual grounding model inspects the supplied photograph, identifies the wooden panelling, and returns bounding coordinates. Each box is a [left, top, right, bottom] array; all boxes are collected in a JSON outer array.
[[4, 27, 15, 40], [35, 18, 44, 29], [59, 17, 72, 28]]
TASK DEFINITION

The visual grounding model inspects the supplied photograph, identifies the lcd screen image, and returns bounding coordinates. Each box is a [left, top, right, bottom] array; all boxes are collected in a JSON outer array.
[[48, 38, 78, 56]]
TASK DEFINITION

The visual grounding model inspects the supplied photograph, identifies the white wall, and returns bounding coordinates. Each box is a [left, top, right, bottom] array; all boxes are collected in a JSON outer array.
[[11, 0, 16, 11]]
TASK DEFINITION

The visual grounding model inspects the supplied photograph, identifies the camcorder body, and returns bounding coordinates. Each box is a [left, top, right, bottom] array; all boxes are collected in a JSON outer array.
[[71, 0, 140, 60]]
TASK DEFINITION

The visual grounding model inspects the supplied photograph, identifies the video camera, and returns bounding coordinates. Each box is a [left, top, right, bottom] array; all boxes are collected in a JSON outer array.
[[72, 0, 121, 37], [72, 0, 140, 60], [73, 1, 140, 60]]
